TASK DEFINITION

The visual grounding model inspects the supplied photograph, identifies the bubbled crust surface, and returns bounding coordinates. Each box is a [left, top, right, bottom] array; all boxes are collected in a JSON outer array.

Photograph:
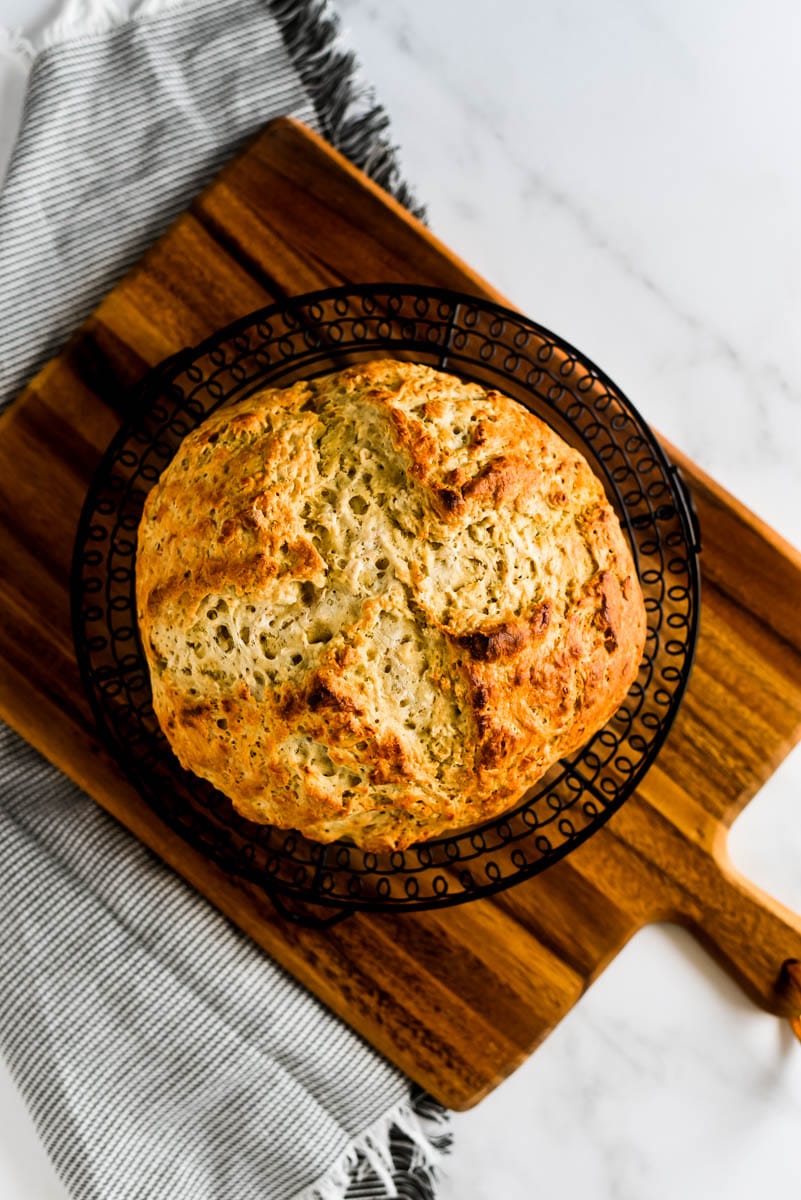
[[136, 360, 646, 851]]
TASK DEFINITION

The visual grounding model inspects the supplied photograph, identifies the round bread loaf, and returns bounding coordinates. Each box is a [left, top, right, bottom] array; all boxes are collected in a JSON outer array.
[[137, 360, 646, 851]]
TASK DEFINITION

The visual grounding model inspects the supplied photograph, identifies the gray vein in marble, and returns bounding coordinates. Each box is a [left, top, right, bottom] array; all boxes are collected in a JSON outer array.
[[343, 0, 800, 433]]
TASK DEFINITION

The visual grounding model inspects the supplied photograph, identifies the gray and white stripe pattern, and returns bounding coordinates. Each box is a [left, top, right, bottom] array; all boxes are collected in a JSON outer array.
[[0, 2, 444, 1196], [0, 0, 313, 401], [0, 0, 421, 403], [0, 723, 412, 1198]]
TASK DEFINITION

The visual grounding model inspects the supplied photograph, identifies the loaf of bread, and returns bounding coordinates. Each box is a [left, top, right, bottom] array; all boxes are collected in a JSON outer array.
[[136, 360, 646, 851]]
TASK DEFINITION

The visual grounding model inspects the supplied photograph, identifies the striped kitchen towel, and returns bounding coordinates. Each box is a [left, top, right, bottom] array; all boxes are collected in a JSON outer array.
[[0, 2, 449, 1199]]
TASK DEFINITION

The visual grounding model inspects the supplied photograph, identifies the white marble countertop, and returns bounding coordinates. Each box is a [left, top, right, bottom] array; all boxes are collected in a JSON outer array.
[[2, 1, 801, 1197]]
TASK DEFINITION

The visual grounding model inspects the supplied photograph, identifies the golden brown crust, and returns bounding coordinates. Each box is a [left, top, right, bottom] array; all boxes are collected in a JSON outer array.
[[136, 360, 646, 850]]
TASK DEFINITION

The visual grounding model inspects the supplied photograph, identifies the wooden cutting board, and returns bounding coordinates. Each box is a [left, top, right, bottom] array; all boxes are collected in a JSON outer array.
[[3, 118, 801, 1110]]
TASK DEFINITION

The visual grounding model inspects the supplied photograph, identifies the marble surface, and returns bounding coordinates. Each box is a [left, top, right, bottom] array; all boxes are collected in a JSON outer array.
[[2, 0, 801, 1197]]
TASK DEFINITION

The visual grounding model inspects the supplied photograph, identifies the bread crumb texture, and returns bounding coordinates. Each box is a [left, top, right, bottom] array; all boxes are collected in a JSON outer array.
[[136, 360, 646, 850]]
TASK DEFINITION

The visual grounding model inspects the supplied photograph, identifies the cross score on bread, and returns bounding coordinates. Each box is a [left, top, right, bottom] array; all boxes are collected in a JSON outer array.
[[136, 360, 646, 851]]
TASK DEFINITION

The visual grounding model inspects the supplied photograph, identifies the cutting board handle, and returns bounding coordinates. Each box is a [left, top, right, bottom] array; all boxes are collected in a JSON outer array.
[[784, 962, 801, 1040], [614, 787, 801, 1027], [675, 830, 801, 1022]]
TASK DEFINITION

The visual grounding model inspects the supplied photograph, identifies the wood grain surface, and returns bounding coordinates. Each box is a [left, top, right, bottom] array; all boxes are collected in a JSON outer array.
[[2, 118, 801, 1109]]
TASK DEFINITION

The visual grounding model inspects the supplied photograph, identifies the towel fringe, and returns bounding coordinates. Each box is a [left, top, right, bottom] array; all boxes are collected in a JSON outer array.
[[270, 0, 425, 219], [1, 0, 424, 219], [297, 1087, 451, 1200]]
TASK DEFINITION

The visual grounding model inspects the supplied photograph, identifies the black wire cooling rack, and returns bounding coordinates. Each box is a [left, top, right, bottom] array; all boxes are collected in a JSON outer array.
[[72, 284, 701, 927]]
